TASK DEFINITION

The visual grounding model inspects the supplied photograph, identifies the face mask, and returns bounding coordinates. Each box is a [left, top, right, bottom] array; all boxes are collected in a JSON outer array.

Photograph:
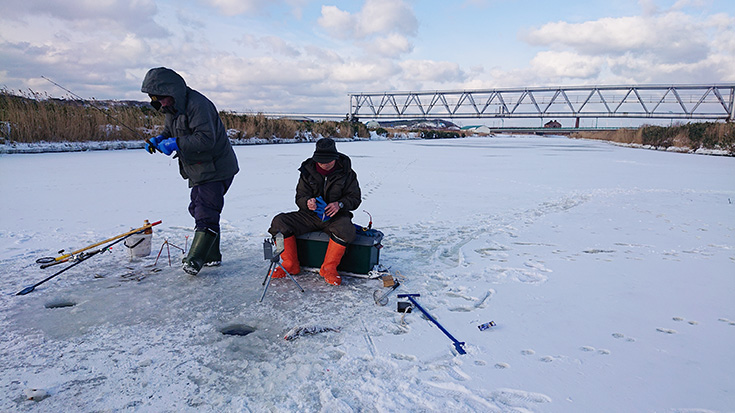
[[161, 105, 177, 115]]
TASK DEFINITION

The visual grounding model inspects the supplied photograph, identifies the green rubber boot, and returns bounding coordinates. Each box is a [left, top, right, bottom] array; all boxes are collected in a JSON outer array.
[[203, 232, 221, 267], [182, 228, 218, 275]]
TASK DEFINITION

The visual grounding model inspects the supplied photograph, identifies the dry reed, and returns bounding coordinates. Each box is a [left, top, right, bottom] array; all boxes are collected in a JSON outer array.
[[572, 122, 734, 154], [0, 89, 164, 143], [1, 90, 369, 143]]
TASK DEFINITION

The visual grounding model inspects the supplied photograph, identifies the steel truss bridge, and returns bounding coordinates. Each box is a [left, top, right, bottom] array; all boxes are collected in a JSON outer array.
[[348, 84, 735, 122]]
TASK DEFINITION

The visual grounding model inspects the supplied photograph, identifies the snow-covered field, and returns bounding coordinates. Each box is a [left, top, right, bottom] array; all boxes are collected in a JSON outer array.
[[1, 136, 733, 412]]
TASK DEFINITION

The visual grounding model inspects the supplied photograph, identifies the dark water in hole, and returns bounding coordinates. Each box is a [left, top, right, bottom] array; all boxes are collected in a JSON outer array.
[[219, 324, 256, 336], [44, 299, 77, 309]]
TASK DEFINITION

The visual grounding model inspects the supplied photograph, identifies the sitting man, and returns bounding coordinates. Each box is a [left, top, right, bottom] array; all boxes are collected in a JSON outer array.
[[268, 138, 361, 285]]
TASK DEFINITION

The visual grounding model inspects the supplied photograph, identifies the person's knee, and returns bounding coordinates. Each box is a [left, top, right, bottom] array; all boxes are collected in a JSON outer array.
[[329, 220, 356, 244], [269, 213, 291, 236]]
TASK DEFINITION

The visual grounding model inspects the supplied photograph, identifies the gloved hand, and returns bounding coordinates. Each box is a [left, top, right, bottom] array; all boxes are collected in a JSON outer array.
[[157, 137, 179, 156], [145, 134, 165, 154], [314, 196, 330, 221]]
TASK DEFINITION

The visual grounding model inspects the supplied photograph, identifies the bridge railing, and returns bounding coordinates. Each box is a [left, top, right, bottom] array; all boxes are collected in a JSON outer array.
[[349, 84, 735, 122]]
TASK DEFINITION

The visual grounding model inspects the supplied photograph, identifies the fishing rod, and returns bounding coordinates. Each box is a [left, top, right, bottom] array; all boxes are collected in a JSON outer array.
[[41, 76, 160, 152], [17, 228, 149, 296], [36, 220, 162, 267]]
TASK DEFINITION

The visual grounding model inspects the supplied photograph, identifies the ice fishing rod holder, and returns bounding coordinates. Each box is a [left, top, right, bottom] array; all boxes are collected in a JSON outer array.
[[397, 294, 467, 355], [259, 233, 304, 302]]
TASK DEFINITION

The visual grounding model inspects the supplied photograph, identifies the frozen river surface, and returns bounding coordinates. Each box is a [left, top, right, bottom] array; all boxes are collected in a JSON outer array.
[[1, 136, 734, 412]]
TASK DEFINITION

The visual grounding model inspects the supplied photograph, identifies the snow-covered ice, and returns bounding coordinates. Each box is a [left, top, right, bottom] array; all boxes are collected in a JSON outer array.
[[1, 136, 733, 412]]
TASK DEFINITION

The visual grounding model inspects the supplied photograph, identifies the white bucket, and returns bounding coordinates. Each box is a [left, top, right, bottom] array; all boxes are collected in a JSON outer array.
[[125, 233, 152, 258]]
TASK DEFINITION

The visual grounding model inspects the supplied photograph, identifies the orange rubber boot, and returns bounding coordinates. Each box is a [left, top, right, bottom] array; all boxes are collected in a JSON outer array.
[[273, 236, 300, 278], [320, 239, 346, 285]]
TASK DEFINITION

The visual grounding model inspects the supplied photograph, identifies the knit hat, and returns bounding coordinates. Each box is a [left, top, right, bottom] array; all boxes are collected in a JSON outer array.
[[312, 138, 339, 163]]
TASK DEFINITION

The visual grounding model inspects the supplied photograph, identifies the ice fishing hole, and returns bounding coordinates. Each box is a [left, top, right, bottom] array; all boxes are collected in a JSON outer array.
[[44, 299, 77, 309], [219, 324, 256, 336]]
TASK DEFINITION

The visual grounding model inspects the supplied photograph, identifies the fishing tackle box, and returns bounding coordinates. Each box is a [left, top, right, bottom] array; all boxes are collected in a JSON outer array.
[[296, 229, 383, 275]]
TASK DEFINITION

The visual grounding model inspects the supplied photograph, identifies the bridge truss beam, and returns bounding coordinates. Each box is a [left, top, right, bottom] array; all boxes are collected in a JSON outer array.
[[349, 84, 735, 122]]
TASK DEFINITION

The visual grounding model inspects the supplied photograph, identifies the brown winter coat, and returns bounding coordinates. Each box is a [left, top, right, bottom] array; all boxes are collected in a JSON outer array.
[[295, 153, 361, 217]]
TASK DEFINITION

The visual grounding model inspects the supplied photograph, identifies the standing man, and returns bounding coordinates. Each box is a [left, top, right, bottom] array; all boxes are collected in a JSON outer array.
[[141, 67, 239, 275], [268, 138, 361, 285]]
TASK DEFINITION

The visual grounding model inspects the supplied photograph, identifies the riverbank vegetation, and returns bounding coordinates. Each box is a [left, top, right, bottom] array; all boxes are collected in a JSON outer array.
[[0, 89, 368, 143], [3, 89, 731, 154], [571, 122, 735, 154]]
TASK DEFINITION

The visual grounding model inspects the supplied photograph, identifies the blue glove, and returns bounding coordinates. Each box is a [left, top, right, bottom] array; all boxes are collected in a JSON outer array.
[[157, 137, 179, 156], [145, 134, 165, 154], [314, 196, 330, 221]]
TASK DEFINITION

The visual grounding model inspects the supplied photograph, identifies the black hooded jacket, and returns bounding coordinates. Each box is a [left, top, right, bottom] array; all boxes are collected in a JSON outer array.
[[141, 67, 239, 187]]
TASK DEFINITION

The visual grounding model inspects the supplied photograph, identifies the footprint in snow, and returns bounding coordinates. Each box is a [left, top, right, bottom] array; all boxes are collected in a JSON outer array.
[[447, 366, 471, 381], [521, 349, 535, 356], [673, 317, 698, 325], [448, 289, 494, 312], [524, 260, 552, 272], [580, 346, 611, 355], [612, 332, 636, 342], [491, 389, 552, 406], [656, 327, 677, 334], [505, 268, 548, 284]]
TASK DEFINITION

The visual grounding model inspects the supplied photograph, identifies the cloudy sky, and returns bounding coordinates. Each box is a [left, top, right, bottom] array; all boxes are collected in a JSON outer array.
[[1, 0, 733, 115]]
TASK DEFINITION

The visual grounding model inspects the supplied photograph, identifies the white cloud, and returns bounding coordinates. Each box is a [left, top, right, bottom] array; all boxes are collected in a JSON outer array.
[[262, 36, 301, 57], [530, 51, 604, 79], [317, 0, 417, 57], [317, 6, 354, 39], [201, 0, 310, 17], [331, 60, 397, 83], [226, 56, 327, 86], [3, 0, 166, 38], [639, 0, 659, 16], [201, 0, 270, 16], [709, 13, 735, 54], [357, 0, 417, 38], [0, 0, 730, 114], [399, 60, 466, 83], [519, 9, 725, 86], [366, 34, 413, 57], [525, 12, 709, 63], [114, 34, 151, 61], [238, 35, 301, 57], [303, 45, 344, 64]]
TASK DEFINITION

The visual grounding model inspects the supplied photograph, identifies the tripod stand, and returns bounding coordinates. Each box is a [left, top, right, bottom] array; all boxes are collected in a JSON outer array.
[[260, 233, 305, 302], [153, 238, 185, 267]]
